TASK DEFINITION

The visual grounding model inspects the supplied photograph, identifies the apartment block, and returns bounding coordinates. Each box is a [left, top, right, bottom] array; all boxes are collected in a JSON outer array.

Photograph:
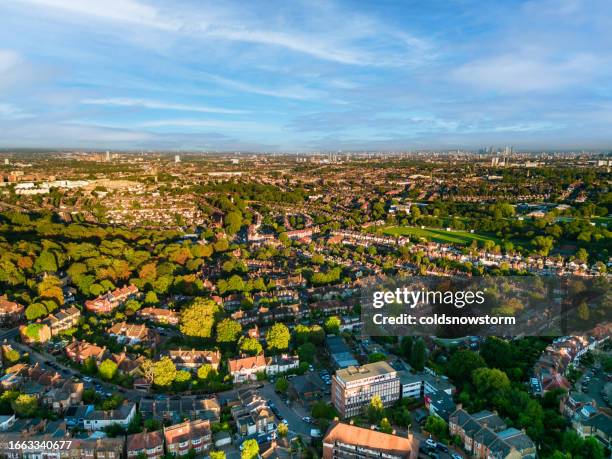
[[331, 361, 400, 418]]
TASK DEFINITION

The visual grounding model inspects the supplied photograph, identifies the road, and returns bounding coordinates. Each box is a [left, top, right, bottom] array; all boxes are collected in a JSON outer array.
[[260, 381, 313, 438]]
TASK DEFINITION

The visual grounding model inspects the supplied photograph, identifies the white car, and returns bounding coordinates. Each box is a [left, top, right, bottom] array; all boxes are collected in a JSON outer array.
[[302, 416, 312, 423], [282, 419, 289, 425], [425, 439, 437, 449]]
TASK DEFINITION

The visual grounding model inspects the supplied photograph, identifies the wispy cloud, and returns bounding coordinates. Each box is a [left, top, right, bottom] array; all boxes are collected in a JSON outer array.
[[0, 102, 30, 119], [81, 97, 249, 114], [199, 73, 324, 101], [14, 0, 177, 30]]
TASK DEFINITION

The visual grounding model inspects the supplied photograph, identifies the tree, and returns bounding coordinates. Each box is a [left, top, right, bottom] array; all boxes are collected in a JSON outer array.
[[99, 359, 118, 381], [368, 352, 386, 363], [241, 439, 259, 459], [275, 378, 289, 394], [34, 251, 57, 274], [210, 451, 226, 459], [472, 368, 511, 405], [367, 395, 384, 423], [12, 394, 38, 417], [216, 319, 242, 344], [410, 338, 426, 371], [324, 316, 341, 334], [25, 303, 47, 321], [239, 337, 263, 356], [144, 291, 158, 305], [266, 323, 290, 353], [298, 342, 316, 363], [424, 416, 448, 440], [180, 298, 220, 339], [379, 417, 393, 434], [2, 347, 20, 365], [277, 422, 289, 437], [197, 364, 213, 380], [152, 357, 177, 387], [446, 350, 486, 385], [224, 211, 243, 235]]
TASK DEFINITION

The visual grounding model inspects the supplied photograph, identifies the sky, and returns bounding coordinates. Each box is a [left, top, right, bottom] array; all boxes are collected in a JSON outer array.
[[0, 0, 611, 151]]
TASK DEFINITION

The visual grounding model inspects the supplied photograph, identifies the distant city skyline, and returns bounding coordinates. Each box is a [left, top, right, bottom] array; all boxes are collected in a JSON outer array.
[[1, 0, 612, 151]]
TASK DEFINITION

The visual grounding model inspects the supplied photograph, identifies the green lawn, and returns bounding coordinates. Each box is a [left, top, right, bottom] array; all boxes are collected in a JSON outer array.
[[382, 225, 500, 245]]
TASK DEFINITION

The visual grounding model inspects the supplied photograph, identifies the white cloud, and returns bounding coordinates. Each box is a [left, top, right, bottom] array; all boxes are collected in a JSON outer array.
[[452, 53, 602, 92], [81, 97, 248, 114], [0, 102, 30, 119], [200, 72, 324, 100], [13, 0, 177, 30]]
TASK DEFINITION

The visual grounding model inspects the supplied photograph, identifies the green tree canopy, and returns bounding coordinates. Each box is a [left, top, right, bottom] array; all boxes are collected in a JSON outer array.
[[216, 318, 242, 344], [179, 298, 220, 339], [266, 323, 290, 353], [98, 359, 118, 381]]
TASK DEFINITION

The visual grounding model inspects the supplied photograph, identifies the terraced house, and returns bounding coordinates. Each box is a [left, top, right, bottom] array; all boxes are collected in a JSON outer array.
[[449, 408, 536, 459]]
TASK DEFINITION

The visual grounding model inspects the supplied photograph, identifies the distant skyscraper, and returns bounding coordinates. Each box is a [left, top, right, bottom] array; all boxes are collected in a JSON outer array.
[[3, 158, 8, 165], [175, 155, 180, 163], [105, 150, 111, 162]]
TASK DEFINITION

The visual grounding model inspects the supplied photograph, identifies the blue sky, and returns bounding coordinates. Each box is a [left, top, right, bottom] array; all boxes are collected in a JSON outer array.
[[0, 0, 611, 151]]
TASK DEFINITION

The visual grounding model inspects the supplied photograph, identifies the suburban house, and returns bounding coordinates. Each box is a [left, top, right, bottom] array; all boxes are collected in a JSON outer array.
[[449, 408, 536, 459], [108, 322, 159, 346], [127, 430, 164, 459], [65, 340, 108, 364], [228, 354, 267, 383], [139, 397, 220, 424], [571, 409, 612, 450], [266, 354, 299, 376], [138, 307, 179, 325], [85, 284, 139, 314], [322, 421, 418, 459], [0, 295, 24, 324], [168, 348, 221, 370], [43, 306, 81, 335], [231, 389, 275, 437], [83, 402, 137, 431], [164, 419, 212, 457], [69, 437, 125, 459]]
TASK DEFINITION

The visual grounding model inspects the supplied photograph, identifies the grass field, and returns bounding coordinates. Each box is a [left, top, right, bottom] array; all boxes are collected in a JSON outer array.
[[382, 225, 500, 245]]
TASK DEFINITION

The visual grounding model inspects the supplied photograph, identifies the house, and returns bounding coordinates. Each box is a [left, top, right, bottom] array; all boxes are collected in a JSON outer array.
[[228, 354, 267, 383], [231, 389, 275, 437], [449, 408, 536, 459], [0, 295, 24, 325], [127, 430, 164, 459], [19, 322, 52, 344], [138, 307, 179, 325], [43, 306, 81, 335], [164, 419, 212, 456], [85, 284, 139, 314], [322, 421, 418, 459], [108, 322, 158, 346], [139, 397, 220, 424], [168, 348, 221, 370], [571, 408, 612, 450], [83, 402, 136, 431], [69, 437, 125, 459], [266, 354, 299, 376], [65, 340, 108, 364]]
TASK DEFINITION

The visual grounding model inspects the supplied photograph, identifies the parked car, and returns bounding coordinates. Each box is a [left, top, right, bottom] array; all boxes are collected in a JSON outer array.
[[302, 416, 312, 423], [452, 454, 463, 459], [436, 443, 448, 453], [425, 439, 437, 449]]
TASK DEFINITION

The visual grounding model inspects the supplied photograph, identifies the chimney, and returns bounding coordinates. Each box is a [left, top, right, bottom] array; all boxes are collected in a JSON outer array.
[[456, 403, 463, 410]]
